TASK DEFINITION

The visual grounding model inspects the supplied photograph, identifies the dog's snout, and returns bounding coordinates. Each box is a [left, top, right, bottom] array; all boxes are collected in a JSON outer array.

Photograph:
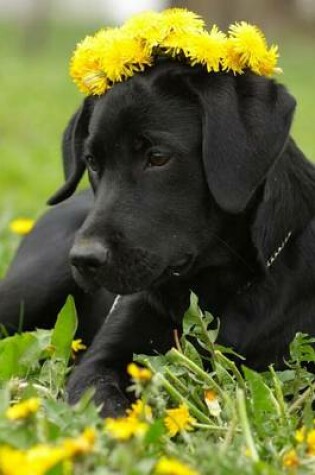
[[70, 241, 109, 274]]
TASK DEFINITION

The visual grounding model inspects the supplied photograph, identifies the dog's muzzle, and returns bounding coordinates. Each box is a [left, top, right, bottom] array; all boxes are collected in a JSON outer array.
[[70, 241, 109, 277], [69, 239, 163, 294]]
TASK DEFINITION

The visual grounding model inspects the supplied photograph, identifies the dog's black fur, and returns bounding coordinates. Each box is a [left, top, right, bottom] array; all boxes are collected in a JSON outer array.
[[1, 61, 315, 416]]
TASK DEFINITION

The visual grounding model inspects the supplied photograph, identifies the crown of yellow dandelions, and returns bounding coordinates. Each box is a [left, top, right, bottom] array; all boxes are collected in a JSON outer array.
[[70, 8, 281, 96]]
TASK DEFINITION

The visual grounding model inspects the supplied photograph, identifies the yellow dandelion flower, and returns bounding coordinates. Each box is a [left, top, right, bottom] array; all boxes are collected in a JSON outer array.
[[0, 445, 66, 475], [307, 429, 315, 455], [71, 338, 87, 353], [204, 389, 221, 417], [70, 34, 109, 95], [186, 27, 226, 73], [105, 415, 148, 441], [221, 38, 244, 74], [26, 445, 66, 474], [6, 397, 41, 421], [127, 399, 153, 420], [10, 218, 34, 235], [228, 22, 268, 71], [295, 426, 306, 443], [253, 44, 280, 76], [160, 29, 190, 58], [282, 449, 299, 468], [0, 446, 27, 475], [62, 427, 96, 456], [127, 362, 152, 382], [123, 11, 165, 48], [161, 8, 205, 35], [155, 456, 199, 475], [164, 403, 195, 437], [0, 428, 96, 475], [95, 29, 152, 83]]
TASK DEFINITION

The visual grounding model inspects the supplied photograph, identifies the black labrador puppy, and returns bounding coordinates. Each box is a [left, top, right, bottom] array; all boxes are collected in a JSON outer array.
[[1, 61, 315, 416]]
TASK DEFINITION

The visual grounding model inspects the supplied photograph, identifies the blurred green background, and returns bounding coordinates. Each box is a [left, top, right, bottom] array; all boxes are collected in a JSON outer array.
[[0, 0, 314, 222]]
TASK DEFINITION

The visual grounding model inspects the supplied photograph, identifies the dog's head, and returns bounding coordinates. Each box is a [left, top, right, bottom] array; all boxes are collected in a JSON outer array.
[[49, 62, 296, 294]]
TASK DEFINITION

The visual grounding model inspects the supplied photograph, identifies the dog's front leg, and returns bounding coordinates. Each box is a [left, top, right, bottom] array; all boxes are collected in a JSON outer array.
[[67, 291, 177, 417]]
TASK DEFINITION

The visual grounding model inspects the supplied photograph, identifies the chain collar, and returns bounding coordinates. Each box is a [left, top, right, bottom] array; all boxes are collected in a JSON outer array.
[[237, 230, 292, 295], [265, 231, 292, 268]]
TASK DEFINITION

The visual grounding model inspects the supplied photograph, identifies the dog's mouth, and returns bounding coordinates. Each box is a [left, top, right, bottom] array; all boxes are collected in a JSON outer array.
[[167, 254, 194, 278], [71, 249, 195, 295]]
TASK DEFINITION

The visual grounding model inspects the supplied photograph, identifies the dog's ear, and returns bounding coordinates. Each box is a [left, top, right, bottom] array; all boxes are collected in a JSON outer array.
[[47, 97, 93, 205], [195, 73, 296, 214]]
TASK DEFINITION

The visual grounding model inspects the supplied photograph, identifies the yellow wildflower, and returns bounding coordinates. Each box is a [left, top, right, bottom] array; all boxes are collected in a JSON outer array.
[[127, 362, 152, 382], [6, 397, 41, 421], [155, 456, 199, 475], [96, 29, 152, 82], [0, 445, 66, 475], [71, 338, 87, 353], [26, 445, 66, 474], [0, 446, 27, 475], [204, 389, 221, 417], [307, 429, 315, 455], [9, 218, 34, 235], [161, 8, 205, 35], [228, 22, 267, 69], [221, 37, 244, 74], [227, 21, 279, 77], [187, 27, 226, 73], [253, 44, 280, 76], [295, 426, 306, 443], [0, 428, 95, 475], [70, 34, 109, 95], [164, 403, 195, 437], [123, 11, 165, 48], [282, 449, 299, 469], [127, 399, 153, 420], [105, 415, 148, 441], [62, 427, 96, 456]]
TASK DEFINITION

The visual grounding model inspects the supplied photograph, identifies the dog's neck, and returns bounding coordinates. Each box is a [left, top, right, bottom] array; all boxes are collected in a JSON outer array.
[[251, 138, 315, 267]]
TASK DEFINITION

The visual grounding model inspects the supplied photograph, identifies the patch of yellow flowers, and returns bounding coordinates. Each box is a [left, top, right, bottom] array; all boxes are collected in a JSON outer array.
[[6, 397, 41, 421], [282, 424, 315, 469], [0, 427, 96, 475], [70, 8, 280, 96]]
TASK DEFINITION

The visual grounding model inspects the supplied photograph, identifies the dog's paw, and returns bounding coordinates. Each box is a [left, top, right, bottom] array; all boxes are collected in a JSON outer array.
[[67, 366, 131, 418]]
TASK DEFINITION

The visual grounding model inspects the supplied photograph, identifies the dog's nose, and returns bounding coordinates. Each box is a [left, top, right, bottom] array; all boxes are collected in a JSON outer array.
[[70, 241, 109, 274]]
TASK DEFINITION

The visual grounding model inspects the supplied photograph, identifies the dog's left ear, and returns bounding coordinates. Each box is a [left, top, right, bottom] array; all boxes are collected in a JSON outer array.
[[195, 73, 296, 213], [47, 97, 94, 205]]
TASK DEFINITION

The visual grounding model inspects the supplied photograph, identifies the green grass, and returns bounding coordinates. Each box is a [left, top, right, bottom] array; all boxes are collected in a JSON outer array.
[[0, 294, 314, 474]]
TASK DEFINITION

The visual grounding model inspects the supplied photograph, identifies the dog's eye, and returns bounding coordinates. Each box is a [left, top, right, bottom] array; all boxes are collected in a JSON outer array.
[[147, 150, 170, 168], [85, 155, 99, 173]]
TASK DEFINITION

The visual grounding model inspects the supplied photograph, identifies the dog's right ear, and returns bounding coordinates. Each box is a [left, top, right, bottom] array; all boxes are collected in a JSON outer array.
[[47, 97, 94, 205]]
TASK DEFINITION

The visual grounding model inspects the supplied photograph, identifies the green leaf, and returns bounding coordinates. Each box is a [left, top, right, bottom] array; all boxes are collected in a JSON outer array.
[[144, 419, 165, 444], [243, 366, 278, 427], [0, 330, 51, 380], [182, 292, 201, 336], [289, 332, 315, 365], [181, 338, 204, 369], [51, 296, 78, 366]]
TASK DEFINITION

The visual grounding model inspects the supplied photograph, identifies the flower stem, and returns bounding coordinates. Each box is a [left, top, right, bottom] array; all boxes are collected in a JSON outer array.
[[164, 367, 205, 412], [236, 389, 259, 462], [215, 351, 246, 391], [155, 372, 211, 424], [167, 348, 224, 399]]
